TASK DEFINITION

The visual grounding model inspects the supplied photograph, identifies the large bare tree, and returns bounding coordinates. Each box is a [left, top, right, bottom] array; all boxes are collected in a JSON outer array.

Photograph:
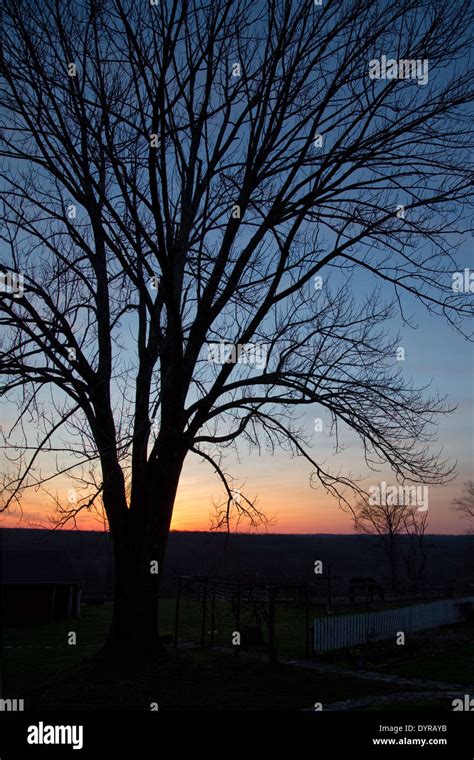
[[1, 0, 472, 656]]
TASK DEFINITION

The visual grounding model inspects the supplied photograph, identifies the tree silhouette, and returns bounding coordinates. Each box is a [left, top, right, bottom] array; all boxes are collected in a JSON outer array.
[[352, 496, 429, 590], [1, 0, 472, 655], [452, 480, 474, 532]]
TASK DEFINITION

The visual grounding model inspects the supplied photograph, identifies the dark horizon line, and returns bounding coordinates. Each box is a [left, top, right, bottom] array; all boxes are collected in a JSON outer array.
[[1, 526, 471, 538]]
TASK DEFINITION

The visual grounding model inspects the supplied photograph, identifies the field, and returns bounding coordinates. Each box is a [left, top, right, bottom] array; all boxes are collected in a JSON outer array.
[[3, 601, 473, 711]]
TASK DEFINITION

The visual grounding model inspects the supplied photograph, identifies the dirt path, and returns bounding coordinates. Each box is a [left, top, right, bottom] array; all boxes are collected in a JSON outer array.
[[228, 648, 473, 710], [283, 656, 473, 692], [305, 690, 462, 711]]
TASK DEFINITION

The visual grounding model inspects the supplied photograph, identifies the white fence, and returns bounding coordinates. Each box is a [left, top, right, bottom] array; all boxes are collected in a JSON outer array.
[[313, 596, 474, 652]]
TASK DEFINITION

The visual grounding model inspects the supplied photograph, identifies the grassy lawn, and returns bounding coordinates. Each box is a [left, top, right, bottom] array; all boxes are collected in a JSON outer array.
[[1, 603, 416, 711], [5, 647, 420, 712], [159, 596, 311, 657], [368, 644, 474, 685], [3, 603, 472, 711]]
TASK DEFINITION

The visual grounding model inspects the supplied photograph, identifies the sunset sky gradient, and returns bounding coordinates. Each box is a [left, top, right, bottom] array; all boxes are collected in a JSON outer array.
[[2, 273, 472, 535]]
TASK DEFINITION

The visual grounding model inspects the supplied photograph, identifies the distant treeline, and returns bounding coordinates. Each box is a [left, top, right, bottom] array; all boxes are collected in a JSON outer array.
[[1, 528, 473, 596]]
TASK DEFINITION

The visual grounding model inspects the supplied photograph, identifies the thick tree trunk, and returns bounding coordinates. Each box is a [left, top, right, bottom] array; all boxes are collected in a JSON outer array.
[[104, 534, 163, 658], [103, 447, 184, 661]]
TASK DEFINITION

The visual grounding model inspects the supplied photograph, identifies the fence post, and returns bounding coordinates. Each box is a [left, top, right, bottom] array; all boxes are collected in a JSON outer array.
[[305, 584, 310, 658], [268, 587, 277, 663], [210, 581, 216, 646], [235, 582, 241, 657], [201, 577, 208, 648], [327, 565, 332, 614], [174, 576, 182, 648]]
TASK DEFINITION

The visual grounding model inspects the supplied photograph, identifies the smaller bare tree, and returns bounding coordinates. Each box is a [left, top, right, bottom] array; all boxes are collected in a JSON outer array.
[[452, 481, 474, 533], [353, 498, 429, 592], [353, 499, 407, 592], [401, 510, 429, 591]]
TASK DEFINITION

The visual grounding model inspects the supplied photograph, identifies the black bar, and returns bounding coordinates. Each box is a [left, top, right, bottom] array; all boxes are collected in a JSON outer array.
[[1, 711, 473, 759]]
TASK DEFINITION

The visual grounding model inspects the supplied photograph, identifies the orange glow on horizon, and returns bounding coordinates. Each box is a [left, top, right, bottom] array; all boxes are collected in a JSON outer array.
[[1, 471, 468, 535]]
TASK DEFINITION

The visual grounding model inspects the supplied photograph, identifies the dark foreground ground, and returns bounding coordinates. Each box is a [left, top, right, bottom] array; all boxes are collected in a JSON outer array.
[[3, 602, 473, 711]]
